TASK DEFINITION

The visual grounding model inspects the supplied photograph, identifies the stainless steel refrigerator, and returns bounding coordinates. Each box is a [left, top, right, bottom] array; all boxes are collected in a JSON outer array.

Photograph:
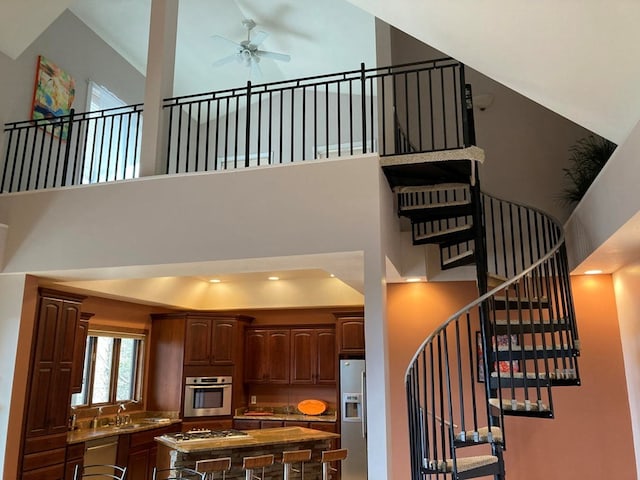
[[339, 358, 367, 479]]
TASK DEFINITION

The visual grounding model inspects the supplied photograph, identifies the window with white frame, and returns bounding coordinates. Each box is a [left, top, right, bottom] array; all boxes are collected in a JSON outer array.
[[82, 81, 141, 184], [71, 329, 145, 408]]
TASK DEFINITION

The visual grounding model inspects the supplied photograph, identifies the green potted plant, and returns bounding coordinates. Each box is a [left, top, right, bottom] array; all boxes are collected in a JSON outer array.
[[561, 135, 617, 204]]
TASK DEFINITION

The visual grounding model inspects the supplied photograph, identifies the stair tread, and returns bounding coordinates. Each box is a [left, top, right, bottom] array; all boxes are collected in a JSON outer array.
[[442, 249, 474, 267], [455, 426, 503, 444], [494, 343, 573, 352], [495, 318, 568, 325], [489, 397, 550, 412], [400, 198, 471, 211], [426, 455, 498, 474], [415, 223, 473, 241], [395, 182, 469, 194], [490, 369, 577, 380]]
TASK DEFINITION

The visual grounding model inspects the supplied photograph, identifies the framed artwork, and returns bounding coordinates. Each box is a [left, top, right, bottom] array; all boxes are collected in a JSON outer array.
[[31, 55, 76, 139], [476, 332, 519, 382]]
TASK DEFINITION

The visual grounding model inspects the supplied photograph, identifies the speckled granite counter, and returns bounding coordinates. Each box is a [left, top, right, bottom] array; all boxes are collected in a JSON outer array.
[[67, 418, 182, 444], [156, 427, 339, 479], [233, 412, 337, 423]]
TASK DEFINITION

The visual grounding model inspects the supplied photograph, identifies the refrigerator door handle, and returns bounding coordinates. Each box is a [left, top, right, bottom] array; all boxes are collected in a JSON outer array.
[[361, 369, 367, 438]]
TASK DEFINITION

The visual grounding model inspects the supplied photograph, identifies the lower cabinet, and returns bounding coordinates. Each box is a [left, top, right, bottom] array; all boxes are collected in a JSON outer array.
[[116, 425, 175, 480], [181, 419, 232, 432], [64, 442, 84, 480]]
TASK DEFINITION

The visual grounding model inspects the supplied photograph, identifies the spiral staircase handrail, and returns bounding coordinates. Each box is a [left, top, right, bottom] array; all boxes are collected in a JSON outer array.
[[404, 190, 566, 380]]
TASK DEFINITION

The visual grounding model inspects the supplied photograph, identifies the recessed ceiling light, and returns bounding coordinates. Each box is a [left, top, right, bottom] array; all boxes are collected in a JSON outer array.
[[209, 279, 221, 283], [329, 274, 335, 278], [584, 269, 603, 275], [406, 277, 422, 283], [268, 276, 280, 281]]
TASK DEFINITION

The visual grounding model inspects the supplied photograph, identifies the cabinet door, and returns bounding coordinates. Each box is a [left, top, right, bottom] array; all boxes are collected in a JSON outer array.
[[290, 329, 315, 384], [127, 447, 152, 480], [245, 330, 269, 382], [233, 419, 261, 430], [26, 298, 81, 437], [338, 316, 365, 355], [211, 319, 236, 365], [184, 317, 212, 366], [70, 317, 89, 394], [316, 329, 337, 384], [267, 330, 290, 384]]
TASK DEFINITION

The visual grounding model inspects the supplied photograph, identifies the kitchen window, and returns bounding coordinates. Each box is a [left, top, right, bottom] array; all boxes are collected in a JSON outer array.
[[71, 329, 146, 408]]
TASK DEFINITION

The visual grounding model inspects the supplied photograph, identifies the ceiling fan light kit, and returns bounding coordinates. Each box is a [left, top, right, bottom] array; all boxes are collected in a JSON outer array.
[[212, 18, 291, 79]]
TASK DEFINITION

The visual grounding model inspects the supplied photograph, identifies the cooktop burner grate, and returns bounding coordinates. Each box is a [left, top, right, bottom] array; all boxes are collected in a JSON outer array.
[[162, 428, 249, 443]]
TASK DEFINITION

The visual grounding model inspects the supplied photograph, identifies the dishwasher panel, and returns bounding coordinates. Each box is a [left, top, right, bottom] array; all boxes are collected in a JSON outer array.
[[83, 435, 119, 475]]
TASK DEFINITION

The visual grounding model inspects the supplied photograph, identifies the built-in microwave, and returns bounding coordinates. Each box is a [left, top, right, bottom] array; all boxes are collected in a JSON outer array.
[[183, 376, 232, 417]]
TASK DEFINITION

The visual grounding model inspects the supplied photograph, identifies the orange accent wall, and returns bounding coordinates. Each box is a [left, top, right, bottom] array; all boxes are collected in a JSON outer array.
[[387, 275, 636, 479]]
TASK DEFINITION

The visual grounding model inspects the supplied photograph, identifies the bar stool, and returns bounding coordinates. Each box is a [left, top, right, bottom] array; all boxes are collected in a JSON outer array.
[[152, 466, 205, 479], [281, 449, 311, 479], [320, 449, 348, 480], [242, 453, 274, 480], [195, 457, 232, 479]]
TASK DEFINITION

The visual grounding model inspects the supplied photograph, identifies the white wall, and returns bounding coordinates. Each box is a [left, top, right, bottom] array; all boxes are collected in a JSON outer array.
[[0, 10, 145, 124], [0, 154, 398, 478], [0, 274, 28, 478], [612, 265, 640, 476], [387, 27, 593, 223], [565, 118, 640, 271]]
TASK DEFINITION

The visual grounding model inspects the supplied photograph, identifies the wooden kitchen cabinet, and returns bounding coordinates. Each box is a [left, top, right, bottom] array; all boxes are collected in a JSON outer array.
[[336, 314, 365, 356], [117, 424, 175, 480], [290, 328, 336, 385], [184, 316, 239, 366], [244, 329, 290, 384], [20, 290, 85, 480], [70, 312, 93, 394], [64, 442, 84, 480]]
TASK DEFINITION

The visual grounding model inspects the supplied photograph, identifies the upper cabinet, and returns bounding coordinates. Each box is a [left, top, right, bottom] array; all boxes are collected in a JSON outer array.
[[245, 326, 336, 385], [70, 312, 93, 394], [336, 313, 365, 356], [184, 317, 238, 366], [290, 328, 336, 385], [25, 291, 85, 438], [244, 329, 290, 384]]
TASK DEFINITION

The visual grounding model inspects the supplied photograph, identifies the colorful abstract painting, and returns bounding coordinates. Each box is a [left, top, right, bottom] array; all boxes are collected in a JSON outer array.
[[31, 55, 76, 139]]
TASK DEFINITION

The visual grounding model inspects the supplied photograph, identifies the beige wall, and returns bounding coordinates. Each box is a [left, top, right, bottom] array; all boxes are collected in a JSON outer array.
[[386, 275, 636, 479], [613, 264, 640, 475]]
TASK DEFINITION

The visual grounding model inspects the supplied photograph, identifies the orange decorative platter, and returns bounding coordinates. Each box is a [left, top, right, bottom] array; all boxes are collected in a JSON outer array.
[[297, 399, 327, 415]]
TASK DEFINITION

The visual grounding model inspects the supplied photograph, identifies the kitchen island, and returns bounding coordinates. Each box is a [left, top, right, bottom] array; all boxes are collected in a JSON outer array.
[[155, 426, 340, 479]]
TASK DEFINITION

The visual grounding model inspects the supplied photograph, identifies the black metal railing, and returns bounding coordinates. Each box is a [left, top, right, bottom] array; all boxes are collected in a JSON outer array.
[[1, 105, 142, 193], [1, 58, 470, 193], [162, 58, 469, 174], [406, 192, 579, 479]]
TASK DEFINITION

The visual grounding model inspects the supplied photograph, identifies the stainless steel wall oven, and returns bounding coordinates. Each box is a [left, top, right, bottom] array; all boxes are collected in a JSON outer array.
[[183, 376, 232, 417]]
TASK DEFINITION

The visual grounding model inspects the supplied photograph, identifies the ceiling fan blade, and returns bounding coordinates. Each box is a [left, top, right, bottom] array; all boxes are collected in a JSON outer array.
[[251, 30, 269, 47], [250, 59, 263, 81], [212, 53, 240, 67], [257, 50, 291, 63], [210, 34, 241, 51]]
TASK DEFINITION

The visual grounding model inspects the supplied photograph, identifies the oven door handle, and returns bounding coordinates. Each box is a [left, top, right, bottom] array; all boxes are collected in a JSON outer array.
[[186, 384, 231, 389]]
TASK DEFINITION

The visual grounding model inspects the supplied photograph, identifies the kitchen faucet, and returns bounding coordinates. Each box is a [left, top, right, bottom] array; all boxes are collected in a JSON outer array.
[[116, 399, 138, 425]]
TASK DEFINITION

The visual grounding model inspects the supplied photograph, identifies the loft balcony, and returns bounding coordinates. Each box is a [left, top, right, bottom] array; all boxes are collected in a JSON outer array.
[[1, 58, 475, 194]]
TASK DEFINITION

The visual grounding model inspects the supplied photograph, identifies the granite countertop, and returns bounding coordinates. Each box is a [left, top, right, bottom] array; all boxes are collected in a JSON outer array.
[[233, 407, 337, 423], [67, 418, 182, 444], [155, 426, 339, 453]]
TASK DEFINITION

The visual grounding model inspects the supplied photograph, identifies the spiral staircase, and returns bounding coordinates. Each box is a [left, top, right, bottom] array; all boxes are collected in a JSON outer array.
[[382, 141, 581, 478]]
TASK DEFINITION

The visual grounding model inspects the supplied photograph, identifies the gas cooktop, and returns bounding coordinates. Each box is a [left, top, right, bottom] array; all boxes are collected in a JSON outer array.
[[161, 429, 249, 443]]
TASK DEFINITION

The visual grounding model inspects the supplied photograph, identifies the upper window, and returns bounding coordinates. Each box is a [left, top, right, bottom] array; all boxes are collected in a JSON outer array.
[[71, 329, 145, 408], [82, 81, 141, 184]]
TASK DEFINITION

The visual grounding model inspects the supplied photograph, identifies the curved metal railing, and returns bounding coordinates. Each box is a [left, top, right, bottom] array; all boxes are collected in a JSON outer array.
[[405, 191, 579, 478]]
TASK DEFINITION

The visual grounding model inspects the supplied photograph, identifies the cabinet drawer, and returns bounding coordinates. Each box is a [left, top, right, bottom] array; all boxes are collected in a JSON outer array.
[[23, 447, 66, 471], [310, 422, 337, 433], [22, 462, 65, 480], [260, 420, 284, 429], [66, 442, 85, 460], [233, 419, 261, 430], [284, 421, 309, 428], [24, 433, 67, 454], [130, 425, 175, 449]]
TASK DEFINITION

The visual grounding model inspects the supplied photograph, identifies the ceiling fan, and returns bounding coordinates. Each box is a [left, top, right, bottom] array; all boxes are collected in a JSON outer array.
[[212, 19, 291, 79]]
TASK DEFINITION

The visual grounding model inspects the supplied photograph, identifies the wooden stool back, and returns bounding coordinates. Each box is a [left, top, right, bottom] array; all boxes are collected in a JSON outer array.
[[195, 457, 232, 479], [282, 449, 312, 479], [242, 454, 274, 480], [321, 449, 348, 480]]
